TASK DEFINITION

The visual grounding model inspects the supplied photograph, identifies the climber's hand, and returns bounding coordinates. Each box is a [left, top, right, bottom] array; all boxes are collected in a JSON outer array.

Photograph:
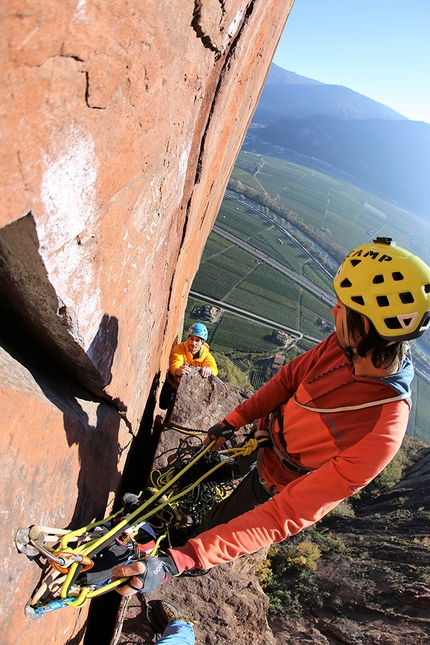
[[199, 366, 212, 378], [113, 556, 179, 596], [112, 561, 146, 596], [204, 419, 235, 451], [176, 364, 192, 377]]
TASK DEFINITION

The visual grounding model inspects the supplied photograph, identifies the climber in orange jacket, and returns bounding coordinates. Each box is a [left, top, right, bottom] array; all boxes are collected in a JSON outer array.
[[114, 237, 430, 595], [159, 323, 218, 409]]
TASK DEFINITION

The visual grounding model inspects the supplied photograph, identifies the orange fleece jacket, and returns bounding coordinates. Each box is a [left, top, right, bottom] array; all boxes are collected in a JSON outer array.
[[167, 341, 218, 387], [169, 333, 412, 572]]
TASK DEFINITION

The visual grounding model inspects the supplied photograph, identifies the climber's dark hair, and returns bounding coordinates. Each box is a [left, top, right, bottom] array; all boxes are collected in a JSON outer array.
[[344, 308, 406, 368]]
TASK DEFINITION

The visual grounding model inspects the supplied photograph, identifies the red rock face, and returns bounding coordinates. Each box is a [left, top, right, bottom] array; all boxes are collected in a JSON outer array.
[[0, 1, 294, 642]]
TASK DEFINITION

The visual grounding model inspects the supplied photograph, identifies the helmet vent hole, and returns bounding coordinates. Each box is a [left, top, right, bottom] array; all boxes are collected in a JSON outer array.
[[424, 284, 430, 294], [392, 271, 404, 281], [351, 296, 365, 306], [340, 278, 352, 288], [373, 275, 384, 284], [350, 259, 361, 267], [376, 295, 389, 307], [399, 292, 414, 304], [385, 317, 402, 330]]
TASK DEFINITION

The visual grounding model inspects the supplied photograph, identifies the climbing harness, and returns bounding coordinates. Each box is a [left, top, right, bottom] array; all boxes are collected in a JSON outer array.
[[267, 407, 312, 478], [15, 425, 264, 620]]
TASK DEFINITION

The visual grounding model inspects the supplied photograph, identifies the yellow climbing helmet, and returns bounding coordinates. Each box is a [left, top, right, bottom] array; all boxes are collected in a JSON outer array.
[[333, 237, 430, 341]]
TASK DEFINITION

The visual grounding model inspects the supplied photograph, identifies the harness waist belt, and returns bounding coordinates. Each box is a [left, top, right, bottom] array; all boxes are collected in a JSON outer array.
[[267, 408, 313, 478], [278, 454, 311, 477]]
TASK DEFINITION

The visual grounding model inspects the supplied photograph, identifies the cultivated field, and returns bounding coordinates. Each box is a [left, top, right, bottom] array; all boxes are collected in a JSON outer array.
[[235, 148, 430, 265]]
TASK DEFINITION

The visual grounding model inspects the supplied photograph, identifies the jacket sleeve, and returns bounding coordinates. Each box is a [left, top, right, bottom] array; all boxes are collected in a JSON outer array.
[[169, 399, 408, 572], [201, 347, 218, 376], [226, 334, 334, 429], [168, 343, 187, 377]]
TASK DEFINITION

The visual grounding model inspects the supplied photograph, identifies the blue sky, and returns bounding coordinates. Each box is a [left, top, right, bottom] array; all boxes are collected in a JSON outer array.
[[273, 0, 430, 123]]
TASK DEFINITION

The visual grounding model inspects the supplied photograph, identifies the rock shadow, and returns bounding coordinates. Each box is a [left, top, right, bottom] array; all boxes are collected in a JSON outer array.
[[0, 213, 126, 526], [0, 301, 124, 528]]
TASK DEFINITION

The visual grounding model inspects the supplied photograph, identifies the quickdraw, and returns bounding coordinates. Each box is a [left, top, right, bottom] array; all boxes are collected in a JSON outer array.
[[15, 427, 264, 619]]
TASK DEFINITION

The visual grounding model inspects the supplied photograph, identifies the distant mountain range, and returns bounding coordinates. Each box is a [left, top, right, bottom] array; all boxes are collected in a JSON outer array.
[[250, 64, 430, 217], [254, 64, 408, 123]]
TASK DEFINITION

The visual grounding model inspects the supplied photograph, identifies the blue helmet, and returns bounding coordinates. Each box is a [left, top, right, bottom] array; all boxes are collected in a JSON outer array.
[[187, 323, 208, 341]]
